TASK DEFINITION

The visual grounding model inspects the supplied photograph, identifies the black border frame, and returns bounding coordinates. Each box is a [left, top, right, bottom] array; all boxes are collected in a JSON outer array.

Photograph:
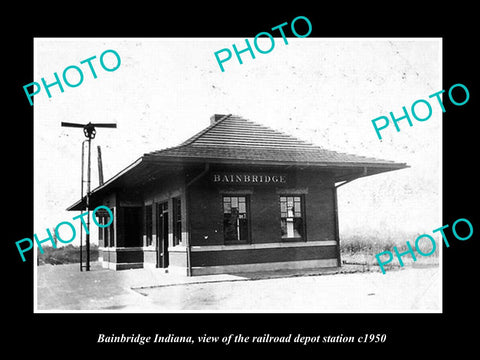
[[6, 6, 479, 356]]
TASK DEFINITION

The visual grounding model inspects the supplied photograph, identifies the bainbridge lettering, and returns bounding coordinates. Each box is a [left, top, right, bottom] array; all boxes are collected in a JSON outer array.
[[212, 173, 287, 184], [98, 333, 151, 345]]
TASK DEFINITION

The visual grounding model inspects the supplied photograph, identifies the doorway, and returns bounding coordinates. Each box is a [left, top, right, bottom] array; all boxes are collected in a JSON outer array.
[[156, 202, 169, 268], [123, 206, 142, 247]]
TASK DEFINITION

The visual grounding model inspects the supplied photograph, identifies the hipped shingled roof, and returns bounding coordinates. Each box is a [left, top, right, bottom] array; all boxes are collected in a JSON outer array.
[[145, 114, 403, 165], [67, 114, 407, 211]]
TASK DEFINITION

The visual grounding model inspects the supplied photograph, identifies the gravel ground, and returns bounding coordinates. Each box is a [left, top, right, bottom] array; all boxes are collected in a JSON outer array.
[[36, 262, 440, 312]]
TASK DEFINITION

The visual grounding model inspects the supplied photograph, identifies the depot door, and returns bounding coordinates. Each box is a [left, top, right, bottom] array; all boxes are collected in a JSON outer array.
[[156, 202, 169, 268], [123, 206, 142, 247]]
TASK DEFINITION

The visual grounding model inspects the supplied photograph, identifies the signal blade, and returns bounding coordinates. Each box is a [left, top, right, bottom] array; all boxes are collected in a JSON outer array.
[[61, 122, 86, 128], [91, 123, 117, 128]]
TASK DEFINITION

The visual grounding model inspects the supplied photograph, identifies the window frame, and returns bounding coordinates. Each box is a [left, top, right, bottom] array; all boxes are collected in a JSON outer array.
[[172, 197, 182, 246], [279, 195, 306, 242], [102, 207, 115, 247], [98, 216, 104, 243], [145, 204, 153, 247], [222, 195, 251, 245]]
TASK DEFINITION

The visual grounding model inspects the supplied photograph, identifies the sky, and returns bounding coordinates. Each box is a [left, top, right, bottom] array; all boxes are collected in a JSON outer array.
[[33, 37, 442, 245]]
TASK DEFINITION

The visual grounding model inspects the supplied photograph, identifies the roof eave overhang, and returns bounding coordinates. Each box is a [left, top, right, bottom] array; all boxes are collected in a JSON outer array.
[[66, 154, 409, 211], [143, 154, 408, 168], [66, 156, 145, 211], [143, 155, 409, 179]]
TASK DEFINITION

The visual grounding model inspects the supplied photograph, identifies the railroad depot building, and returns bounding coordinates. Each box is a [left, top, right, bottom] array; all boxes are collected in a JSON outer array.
[[67, 114, 407, 275]]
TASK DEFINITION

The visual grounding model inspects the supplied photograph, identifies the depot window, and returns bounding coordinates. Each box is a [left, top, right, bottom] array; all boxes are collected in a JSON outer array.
[[280, 196, 305, 240], [101, 208, 115, 247], [173, 197, 182, 246], [223, 195, 249, 243], [145, 205, 153, 246]]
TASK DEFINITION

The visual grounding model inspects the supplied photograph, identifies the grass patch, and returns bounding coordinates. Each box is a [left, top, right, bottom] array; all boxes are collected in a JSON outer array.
[[341, 234, 402, 254], [37, 244, 98, 265], [340, 233, 439, 271]]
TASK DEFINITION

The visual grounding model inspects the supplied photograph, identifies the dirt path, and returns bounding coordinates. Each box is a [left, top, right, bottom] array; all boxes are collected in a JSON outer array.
[[136, 267, 440, 312], [36, 263, 440, 312]]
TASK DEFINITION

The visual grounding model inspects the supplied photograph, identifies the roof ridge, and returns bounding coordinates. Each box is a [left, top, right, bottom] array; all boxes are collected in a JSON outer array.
[[145, 115, 327, 157], [233, 117, 317, 147], [144, 114, 234, 157], [144, 115, 399, 166], [177, 114, 233, 147]]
